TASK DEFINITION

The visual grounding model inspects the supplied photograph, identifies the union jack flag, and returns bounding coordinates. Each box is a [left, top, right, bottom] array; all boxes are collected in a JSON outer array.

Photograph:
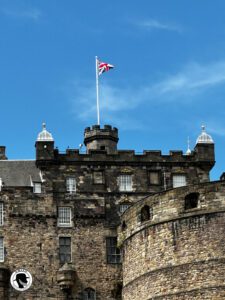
[[98, 60, 114, 75]]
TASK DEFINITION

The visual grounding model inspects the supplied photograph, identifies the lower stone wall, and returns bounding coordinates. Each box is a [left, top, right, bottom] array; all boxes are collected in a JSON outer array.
[[123, 259, 225, 300], [122, 212, 225, 300]]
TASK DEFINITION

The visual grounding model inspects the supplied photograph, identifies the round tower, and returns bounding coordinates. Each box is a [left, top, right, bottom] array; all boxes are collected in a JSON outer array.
[[119, 181, 225, 300], [84, 125, 119, 154]]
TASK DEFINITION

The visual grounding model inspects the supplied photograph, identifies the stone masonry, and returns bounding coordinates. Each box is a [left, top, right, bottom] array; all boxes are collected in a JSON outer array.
[[0, 124, 222, 299]]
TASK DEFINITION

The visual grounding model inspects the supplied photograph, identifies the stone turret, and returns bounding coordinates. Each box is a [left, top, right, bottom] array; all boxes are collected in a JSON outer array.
[[194, 125, 215, 163], [84, 125, 119, 154], [35, 123, 55, 161]]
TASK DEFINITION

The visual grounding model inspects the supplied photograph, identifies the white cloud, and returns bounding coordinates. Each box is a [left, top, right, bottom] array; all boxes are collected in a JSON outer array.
[[68, 60, 225, 128], [1, 7, 42, 21], [155, 61, 225, 95], [137, 19, 182, 33]]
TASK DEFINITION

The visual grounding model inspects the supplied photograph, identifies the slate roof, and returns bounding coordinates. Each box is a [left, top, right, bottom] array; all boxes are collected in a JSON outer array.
[[0, 160, 42, 187]]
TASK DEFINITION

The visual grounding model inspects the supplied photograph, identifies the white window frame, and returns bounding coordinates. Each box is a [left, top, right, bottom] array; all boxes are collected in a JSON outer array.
[[66, 177, 76, 194], [33, 182, 42, 194], [58, 207, 72, 227], [119, 175, 132, 192], [0, 203, 3, 226], [0, 237, 4, 262], [172, 174, 187, 188]]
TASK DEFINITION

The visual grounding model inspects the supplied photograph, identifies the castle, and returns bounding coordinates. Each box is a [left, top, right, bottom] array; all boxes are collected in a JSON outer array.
[[0, 123, 224, 299]]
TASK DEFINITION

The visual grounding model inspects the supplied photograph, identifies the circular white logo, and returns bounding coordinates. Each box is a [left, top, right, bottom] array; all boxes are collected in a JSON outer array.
[[10, 269, 32, 291]]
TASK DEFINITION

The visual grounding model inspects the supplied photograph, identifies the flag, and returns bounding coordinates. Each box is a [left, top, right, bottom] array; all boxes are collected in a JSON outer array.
[[98, 60, 114, 75]]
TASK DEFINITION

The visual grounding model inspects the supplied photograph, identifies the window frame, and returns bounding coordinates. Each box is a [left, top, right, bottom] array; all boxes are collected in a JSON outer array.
[[106, 237, 121, 264], [33, 182, 42, 194], [149, 171, 161, 186], [119, 175, 132, 192], [92, 171, 104, 185], [57, 207, 72, 227], [59, 236, 72, 264], [172, 174, 187, 188], [119, 203, 130, 214], [66, 177, 76, 194]]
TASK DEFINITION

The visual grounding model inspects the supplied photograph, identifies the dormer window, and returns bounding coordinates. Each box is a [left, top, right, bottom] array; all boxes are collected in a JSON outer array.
[[33, 183, 42, 194], [66, 177, 76, 194]]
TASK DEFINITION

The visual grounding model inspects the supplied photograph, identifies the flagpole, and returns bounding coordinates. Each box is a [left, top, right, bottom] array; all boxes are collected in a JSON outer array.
[[95, 56, 100, 125]]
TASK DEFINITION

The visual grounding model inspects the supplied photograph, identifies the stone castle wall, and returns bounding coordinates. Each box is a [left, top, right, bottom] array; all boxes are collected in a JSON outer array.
[[119, 181, 225, 300]]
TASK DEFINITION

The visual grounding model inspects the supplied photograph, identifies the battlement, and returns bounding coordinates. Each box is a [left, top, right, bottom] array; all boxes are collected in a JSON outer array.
[[51, 147, 213, 164], [84, 124, 118, 134]]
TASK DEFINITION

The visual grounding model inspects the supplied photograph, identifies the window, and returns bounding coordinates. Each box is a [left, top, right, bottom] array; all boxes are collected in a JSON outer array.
[[0, 178, 2, 191], [119, 203, 130, 214], [93, 171, 104, 184], [185, 193, 199, 210], [106, 237, 121, 264], [58, 207, 72, 227], [0, 203, 3, 226], [119, 175, 132, 192], [33, 183, 41, 194], [149, 171, 160, 185], [59, 237, 71, 264], [0, 238, 4, 262], [141, 205, 153, 222], [66, 178, 76, 194], [173, 175, 187, 188], [83, 288, 96, 300]]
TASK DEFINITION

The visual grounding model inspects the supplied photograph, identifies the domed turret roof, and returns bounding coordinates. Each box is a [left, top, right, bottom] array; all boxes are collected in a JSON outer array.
[[37, 123, 54, 142], [196, 125, 214, 144]]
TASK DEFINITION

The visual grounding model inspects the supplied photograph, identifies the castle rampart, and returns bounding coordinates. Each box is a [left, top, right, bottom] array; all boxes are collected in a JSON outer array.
[[119, 181, 225, 299]]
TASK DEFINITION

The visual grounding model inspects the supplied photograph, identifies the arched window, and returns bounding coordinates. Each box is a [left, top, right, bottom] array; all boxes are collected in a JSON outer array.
[[184, 193, 199, 210], [141, 205, 153, 222], [83, 288, 96, 300]]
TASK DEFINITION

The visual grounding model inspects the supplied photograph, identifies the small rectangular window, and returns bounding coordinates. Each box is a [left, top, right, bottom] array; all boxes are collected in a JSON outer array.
[[149, 172, 160, 185], [58, 207, 72, 227], [119, 175, 132, 192], [93, 171, 104, 184], [106, 237, 121, 264], [0, 238, 4, 262], [66, 178, 76, 193], [33, 183, 41, 194], [59, 237, 71, 264], [173, 175, 187, 188], [0, 203, 3, 226]]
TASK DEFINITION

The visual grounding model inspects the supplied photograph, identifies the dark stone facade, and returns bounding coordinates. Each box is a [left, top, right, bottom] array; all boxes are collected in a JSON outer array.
[[0, 124, 222, 299]]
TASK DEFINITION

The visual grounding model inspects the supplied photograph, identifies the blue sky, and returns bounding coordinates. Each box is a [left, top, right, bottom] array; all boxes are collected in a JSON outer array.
[[0, 0, 225, 180]]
